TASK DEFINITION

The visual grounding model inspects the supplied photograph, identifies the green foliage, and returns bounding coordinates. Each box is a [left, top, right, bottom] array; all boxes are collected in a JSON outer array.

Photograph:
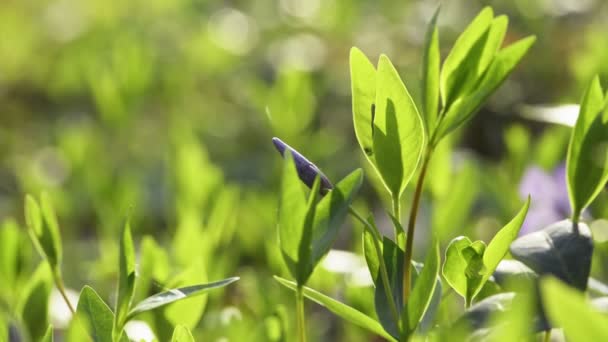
[[19, 263, 52, 341], [171, 325, 195, 342], [24, 193, 62, 270], [541, 277, 608, 341], [405, 238, 440, 335], [42, 325, 54, 342], [114, 218, 136, 335], [76, 286, 114, 342], [567, 76, 608, 219], [421, 7, 441, 134]]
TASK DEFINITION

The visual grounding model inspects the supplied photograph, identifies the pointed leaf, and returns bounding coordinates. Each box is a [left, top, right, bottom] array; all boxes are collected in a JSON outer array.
[[127, 277, 239, 320], [406, 237, 440, 333], [296, 176, 320, 284], [171, 325, 195, 342], [274, 276, 396, 341], [115, 218, 136, 331], [541, 277, 608, 341], [373, 55, 425, 198], [421, 6, 440, 133], [25, 194, 62, 269], [567, 76, 608, 218], [442, 236, 473, 298], [350, 47, 377, 164], [76, 286, 114, 342], [510, 220, 593, 291]]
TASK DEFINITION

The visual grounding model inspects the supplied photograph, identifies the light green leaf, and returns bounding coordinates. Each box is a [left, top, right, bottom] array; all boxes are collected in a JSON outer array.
[[440, 7, 494, 107], [421, 6, 440, 134], [171, 325, 195, 342], [274, 276, 396, 341], [42, 325, 53, 342], [541, 277, 608, 341], [350, 47, 377, 164], [0, 220, 20, 295], [475, 197, 530, 297], [311, 169, 363, 268], [19, 263, 52, 341], [373, 54, 425, 198], [435, 36, 536, 141], [25, 194, 63, 270], [278, 151, 308, 279], [442, 236, 473, 298], [76, 286, 114, 342], [114, 218, 136, 332], [406, 237, 440, 333], [567, 76, 608, 218], [127, 277, 239, 320], [162, 261, 209, 329]]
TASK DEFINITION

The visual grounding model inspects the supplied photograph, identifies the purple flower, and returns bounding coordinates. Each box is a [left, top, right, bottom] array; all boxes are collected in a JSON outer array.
[[518, 164, 575, 235], [272, 137, 333, 194]]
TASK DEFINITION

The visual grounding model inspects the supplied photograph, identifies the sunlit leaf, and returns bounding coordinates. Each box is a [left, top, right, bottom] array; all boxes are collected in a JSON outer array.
[[25, 194, 63, 270], [171, 324, 195, 342], [274, 276, 396, 341], [76, 286, 114, 342], [350, 47, 377, 164], [127, 277, 239, 320], [114, 218, 136, 332]]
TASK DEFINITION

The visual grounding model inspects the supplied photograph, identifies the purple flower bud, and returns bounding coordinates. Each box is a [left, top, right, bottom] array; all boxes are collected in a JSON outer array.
[[272, 137, 333, 194]]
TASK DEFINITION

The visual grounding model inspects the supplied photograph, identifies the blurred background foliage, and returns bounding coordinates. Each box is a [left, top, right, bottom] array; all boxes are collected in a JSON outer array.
[[1, 0, 608, 340]]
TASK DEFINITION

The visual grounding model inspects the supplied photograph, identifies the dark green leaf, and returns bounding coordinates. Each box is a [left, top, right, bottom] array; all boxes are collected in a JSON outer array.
[[541, 277, 608, 341], [510, 220, 593, 291], [406, 237, 440, 333], [421, 6, 440, 133], [350, 47, 377, 164], [374, 237, 403, 338], [567, 76, 608, 218], [274, 276, 396, 341], [127, 277, 239, 320], [19, 263, 52, 341], [114, 218, 136, 331], [373, 54, 425, 198], [24, 194, 63, 270], [76, 286, 114, 342], [171, 324, 195, 342]]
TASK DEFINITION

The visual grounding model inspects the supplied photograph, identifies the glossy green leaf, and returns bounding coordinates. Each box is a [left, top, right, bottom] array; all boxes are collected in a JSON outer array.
[[171, 325, 195, 342], [274, 276, 396, 342], [475, 197, 530, 297], [311, 169, 363, 268], [421, 6, 440, 134], [25, 194, 62, 269], [406, 237, 440, 333], [440, 7, 494, 107], [114, 218, 136, 332], [541, 277, 608, 341], [76, 286, 114, 342], [162, 261, 209, 329], [127, 277, 239, 320], [42, 325, 53, 342], [373, 54, 425, 198], [278, 151, 308, 280], [510, 220, 593, 291], [350, 46, 377, 164], [374, 237, 403, 338], [566, 76, 608, 218], [19, 263, 52, 341], [435, 36, 536, 141]]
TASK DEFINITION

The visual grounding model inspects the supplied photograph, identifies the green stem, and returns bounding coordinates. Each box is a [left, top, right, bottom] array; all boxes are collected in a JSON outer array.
[[296, 286, 307, 342], [348, 207, 401, 330], [544, 329, 551, 342], [392, 196, 405, 248], [403, 147, 433, 304], [52, 269, 76, 315]]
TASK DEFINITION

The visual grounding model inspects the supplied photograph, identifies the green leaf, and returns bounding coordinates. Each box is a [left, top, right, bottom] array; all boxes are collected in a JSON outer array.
[[278, 151, 308, 280], [42, 325, 53, 342], [373, 54, 425, 198], [442, 236, 474, 299], [162, 261, 209, 330], [127, 277, 239, 320], [19, 263, 52, 341], [475, 197, 530, 297], [406, 237, 440, 333], [114, 218, 136, 332], [311, 169, 363, 268], [350, 47, 377, 164], [274, 276, 396, 342], [435, 35, 536, 141], [0, 220, 20, 295], [76, 286, 114, 342], [25, 194, 63, 269], [374, 237, 403, 338], [296, 176, 320, 283], [567, 76, 608, 218], [362, 219, 381, 285], [510, 220, 593, 291], [541, 277, 608, 341], [421, 6, 440, 134], [440, 7, 494, 107], [171, 325, 195, 342]]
